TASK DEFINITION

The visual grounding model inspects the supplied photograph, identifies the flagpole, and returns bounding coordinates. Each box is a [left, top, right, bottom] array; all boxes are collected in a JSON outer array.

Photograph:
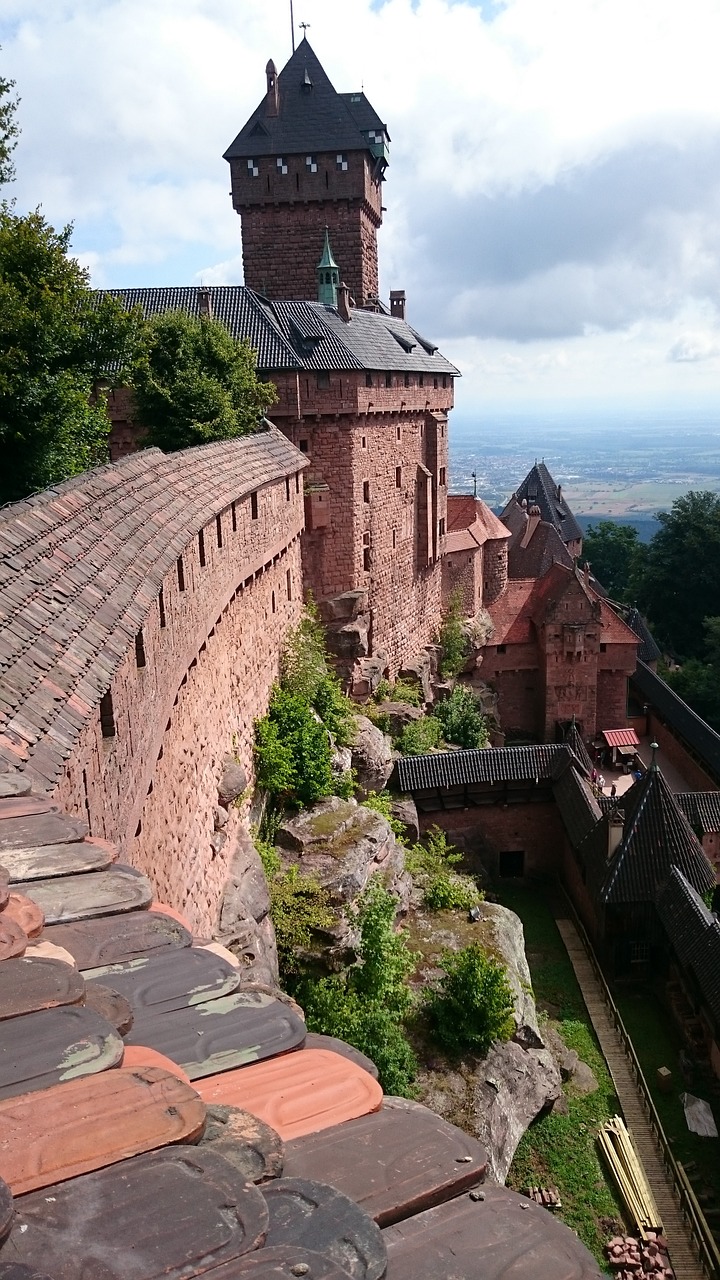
[[290, 0, 296, 52]]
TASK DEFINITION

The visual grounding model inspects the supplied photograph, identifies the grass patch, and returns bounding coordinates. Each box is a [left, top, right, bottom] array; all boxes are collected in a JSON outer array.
[[498, 886, 625, 1267], [615, 988, 720, 1214]]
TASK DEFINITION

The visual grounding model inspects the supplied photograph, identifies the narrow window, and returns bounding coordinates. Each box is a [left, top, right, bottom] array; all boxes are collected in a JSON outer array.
[[100, 691, 115, 738], [295, 472, 300, 493], [299, 439, 309, 453], [392, 528, 397, 549], [363, 480, 370, 503], [396, 425, 401, 441], [497, 644, 507, 654], [385, 371, 392, 388], [158, 586, 166, 629], [316, 371, 330, 389], [231, 501, 237, 531], [287, 569, 292, 600], [439, 517, 446, 537], [135, 630, 146, 669], [419, 374, 424, 387], [404, 373, 410, 388], [177, 556, 185, 592], [285, 477, 290, 501], [433, 377, 438, 389], [443, 375, 448, 388], [365, 372, 373, 388], [216, 514, 223, 548], [361, 435, 367, 449], [439, 467, 446, 486], [198, 528, 206, 567], [251, 492, 258, 520], [271, 590, 276, 614], [395, 467, 402, 488], [600, 643, 607, 653], [363, 533, 371, 571]]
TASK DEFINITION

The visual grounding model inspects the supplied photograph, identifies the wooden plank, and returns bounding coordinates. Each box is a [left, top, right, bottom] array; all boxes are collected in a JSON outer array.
[[383, 1186, 602, 1280], [3, 839, 116, 883], [0, 1147, 269, 1278], [22, 866, 153, 924], [0, 1005, 123, 1102], [0, 1065, 206, 1194], [124, 989, 307, 1079], [85, 947, 241, 1016], [197, 1048, 383, 1141], [261, 1178, 386, 1280], [43, 911, 192, 970], [283, 1096, 488, 1226], [0, 813, 87, 853], [0, 957, 85, 1020]]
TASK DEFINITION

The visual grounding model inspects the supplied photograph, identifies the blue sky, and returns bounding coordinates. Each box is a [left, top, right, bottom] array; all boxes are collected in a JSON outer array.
[[3, 0, 720, 421]]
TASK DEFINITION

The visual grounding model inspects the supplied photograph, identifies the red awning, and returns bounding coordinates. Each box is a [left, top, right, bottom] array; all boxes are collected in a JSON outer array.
[[601, 728, 640, 748]]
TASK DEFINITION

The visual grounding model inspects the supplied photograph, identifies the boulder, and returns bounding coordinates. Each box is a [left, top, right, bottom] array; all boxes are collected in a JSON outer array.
[[390, 795, 420, 844], [351, 656, 387, 699], [475, 902, 545, 1050], [570, 1060, 599, 1095], [215, 825, 277, 984], [276, 797, 406, 907], [473, 1040, 562, 1183], [374, 702, 424, 738], [218, 755, 248, 808], [350, 715, 394, 798], [325, 619, 369, 660], [398, 652, 433, 704], [543, 1024, 580, 1081], [318, 590, 367, 624]]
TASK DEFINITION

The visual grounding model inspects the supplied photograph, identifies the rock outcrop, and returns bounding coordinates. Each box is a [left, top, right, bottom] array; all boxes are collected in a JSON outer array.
[[215, 824, 278, 985], [349, 715, 394, 797], [374, 702, 424, 738], [217, 755, 248, 808], [472, 1039, 562, 1182]]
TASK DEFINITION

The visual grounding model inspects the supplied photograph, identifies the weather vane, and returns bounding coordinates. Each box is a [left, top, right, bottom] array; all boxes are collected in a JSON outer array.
[[471, 471, 477, 498], [299, 21, 311, 33]]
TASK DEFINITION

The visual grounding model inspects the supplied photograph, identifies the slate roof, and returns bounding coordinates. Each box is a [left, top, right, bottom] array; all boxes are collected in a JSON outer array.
[[599, 763, 715, 905], [656, 868, 720, 1028], [224, 39, 387, 161], [677, 791, 720, 835], [631, 661, 720, 783], [394, 744, 570, 793], [623, 608, 661, 665], [0, 428, 307, 791], [506, 462, 583, 545], [105, 287, 460, 378], [563, 720, 594, 773], [553, 765, 602, 849]]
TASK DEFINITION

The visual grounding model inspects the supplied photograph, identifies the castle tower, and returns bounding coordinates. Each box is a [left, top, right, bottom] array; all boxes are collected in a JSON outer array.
[[224, 38, 389, 304]]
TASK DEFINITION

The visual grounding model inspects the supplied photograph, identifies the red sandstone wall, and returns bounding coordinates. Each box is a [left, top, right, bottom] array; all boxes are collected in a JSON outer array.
[[54, 477, 305, 933], [561, 841, 601, 942], [596, 666, 632, 731], [486, 647, 542, 739], [647, 714, 718, 791], [420, 801, 563, 880], [443, 550, 480, 615]]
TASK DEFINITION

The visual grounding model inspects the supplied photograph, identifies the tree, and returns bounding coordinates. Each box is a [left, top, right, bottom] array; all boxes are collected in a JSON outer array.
[[582, 520, 646, 600], [637, 492, 720, 659], [423, 942, 515, 1057], [0, 59, 19, 185], [131, 310, 277, 451], [0, 209, 142, 504], [663, 616, 720, 732]]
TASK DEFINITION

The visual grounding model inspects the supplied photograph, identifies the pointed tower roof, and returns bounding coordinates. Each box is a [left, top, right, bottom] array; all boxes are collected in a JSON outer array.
[[507, 461, 583, 546], [224, 38, 388, 161], [600, 757, 715, 905], [317, 228, 339, 270]]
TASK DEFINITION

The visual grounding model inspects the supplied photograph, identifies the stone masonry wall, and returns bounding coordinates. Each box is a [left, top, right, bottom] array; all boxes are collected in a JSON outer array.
[[54, 476, 305, 933], [443, 550, 480, 615], [420, 799, 564, 880]]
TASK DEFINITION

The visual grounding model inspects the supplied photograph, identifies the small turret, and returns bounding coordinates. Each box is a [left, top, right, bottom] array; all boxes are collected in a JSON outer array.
[[317, 229, 340, 306], [266, 60, 279, 116]]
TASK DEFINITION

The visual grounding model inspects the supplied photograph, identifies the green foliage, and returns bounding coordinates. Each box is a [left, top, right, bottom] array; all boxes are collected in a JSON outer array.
[[637, 490, 720, 659], [406, 825, 482, 912], [131, 309, 276, 451], [438, 589, 469, 678], [254, 685, 335, 808], [423, 941, 515, 1056], [281, 601, 355, 746], [363, 790, 407, 842], [333, 770, 357, 799], [662, 615, 720, 732], [395, 714, 443, 756], [374, 678, 422, 707], [0, 60, 19, 185], [296, 877, 420, 1096], [262, 858, 334, 979], [434, 685, 489, 749], [582, 520, 647, 600], [0, 209, 143, 503]]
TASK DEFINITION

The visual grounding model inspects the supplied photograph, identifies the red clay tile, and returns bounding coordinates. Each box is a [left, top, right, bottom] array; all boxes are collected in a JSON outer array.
[[23, 940, 74, 967], [0, 916, 27, 961], [196, 1048, 383, 1140], [120, 1045, 192, 1086], [261, 1179, 387, 1280], [198, 1103, 284, 1183], [43, 910, 192, 969], [0, 811, 86, 851], [0, 1065, 206, 1194], [22, 865, 153, 924], [3, 838, 116, 883], [303, 1034, 378, 1079], [0, 1174, 11, 1241], [204, 1246, 353, 1278], [0, 798, 59, 821], [82, 981, 134, 1034], [150, 901, 194, 929], [0, 1005, 123, 1101], [85, 946, 241, 1016], [1, 892, 45, 938], [0, 957, 84, 1020]]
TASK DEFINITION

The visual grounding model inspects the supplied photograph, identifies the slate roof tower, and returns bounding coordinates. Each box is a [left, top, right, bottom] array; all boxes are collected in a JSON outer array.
[[224, 39, 389, 305]]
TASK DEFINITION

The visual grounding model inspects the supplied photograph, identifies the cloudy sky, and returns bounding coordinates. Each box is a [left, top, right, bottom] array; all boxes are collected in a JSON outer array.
[[3, 0, 720, 422]]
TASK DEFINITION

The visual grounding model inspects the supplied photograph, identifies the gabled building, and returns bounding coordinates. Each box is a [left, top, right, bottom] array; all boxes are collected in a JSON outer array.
[[503, 461, 583, 560]]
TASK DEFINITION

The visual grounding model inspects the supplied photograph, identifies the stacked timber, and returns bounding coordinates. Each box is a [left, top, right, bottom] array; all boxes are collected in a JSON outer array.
[[598, 1116, 663, 1237]]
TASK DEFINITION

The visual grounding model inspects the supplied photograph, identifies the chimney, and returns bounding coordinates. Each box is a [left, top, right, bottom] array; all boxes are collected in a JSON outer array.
[[607, 810, 624, 860], [557, 483, 562, 501], [390, 289, 406, 321], [197, 286, 213, 320], [266, 60, 279, 116], [337, 281, 352, 323]]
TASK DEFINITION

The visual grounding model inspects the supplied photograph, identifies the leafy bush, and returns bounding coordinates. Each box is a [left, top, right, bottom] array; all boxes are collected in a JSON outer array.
[[405, 825, 482, 911], [264, 860, 334, 979], [351, 878, 417, 1015], [254, 685, 335, 807], [362, 790, 407, 842], [434, 685, 489, 749], [438, 589, 469, 679], [281, 601, 355, 746], [374, 678, 422, 707], [424, 942, 515, 1056], [395, 715, 443, 756]]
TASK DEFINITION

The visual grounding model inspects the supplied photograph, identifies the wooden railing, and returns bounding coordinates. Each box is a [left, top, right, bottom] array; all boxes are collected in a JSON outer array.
[[556, 886, 720, 1280]]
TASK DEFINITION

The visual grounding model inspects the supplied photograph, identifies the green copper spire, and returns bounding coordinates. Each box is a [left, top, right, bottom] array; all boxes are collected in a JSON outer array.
[[317, 228, 340, 306]]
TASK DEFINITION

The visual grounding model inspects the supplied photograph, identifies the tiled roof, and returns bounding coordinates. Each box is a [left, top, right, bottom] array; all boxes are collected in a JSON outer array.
[[394, 744, 570, 793], [554, 765, 602, 849], [602, 729, 639, 748], [507, 462, 583, 545], [224, 39, 387, 161], [600, 764, 715, 904], [502, 499, 574, 580], [564, 720, 594, 772], [0, 429, 307, 790], [105, 288, 459, 378], [446, 497, 510, 544], [631, 661, 720, 783], [677, 791, 720, 835], [657, 868, 720, 1028], [623, 608, 661, 665]]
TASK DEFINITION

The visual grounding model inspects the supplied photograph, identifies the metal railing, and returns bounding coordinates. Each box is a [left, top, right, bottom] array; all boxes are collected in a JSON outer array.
[[556, 886, 720, 1280]]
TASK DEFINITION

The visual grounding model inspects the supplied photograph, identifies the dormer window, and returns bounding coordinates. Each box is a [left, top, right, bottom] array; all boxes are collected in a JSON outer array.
[[247, 159, 259, 177], [306, 155, 318, 173], [336, 153, 348, 171], [276, 157, 288, 175]]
